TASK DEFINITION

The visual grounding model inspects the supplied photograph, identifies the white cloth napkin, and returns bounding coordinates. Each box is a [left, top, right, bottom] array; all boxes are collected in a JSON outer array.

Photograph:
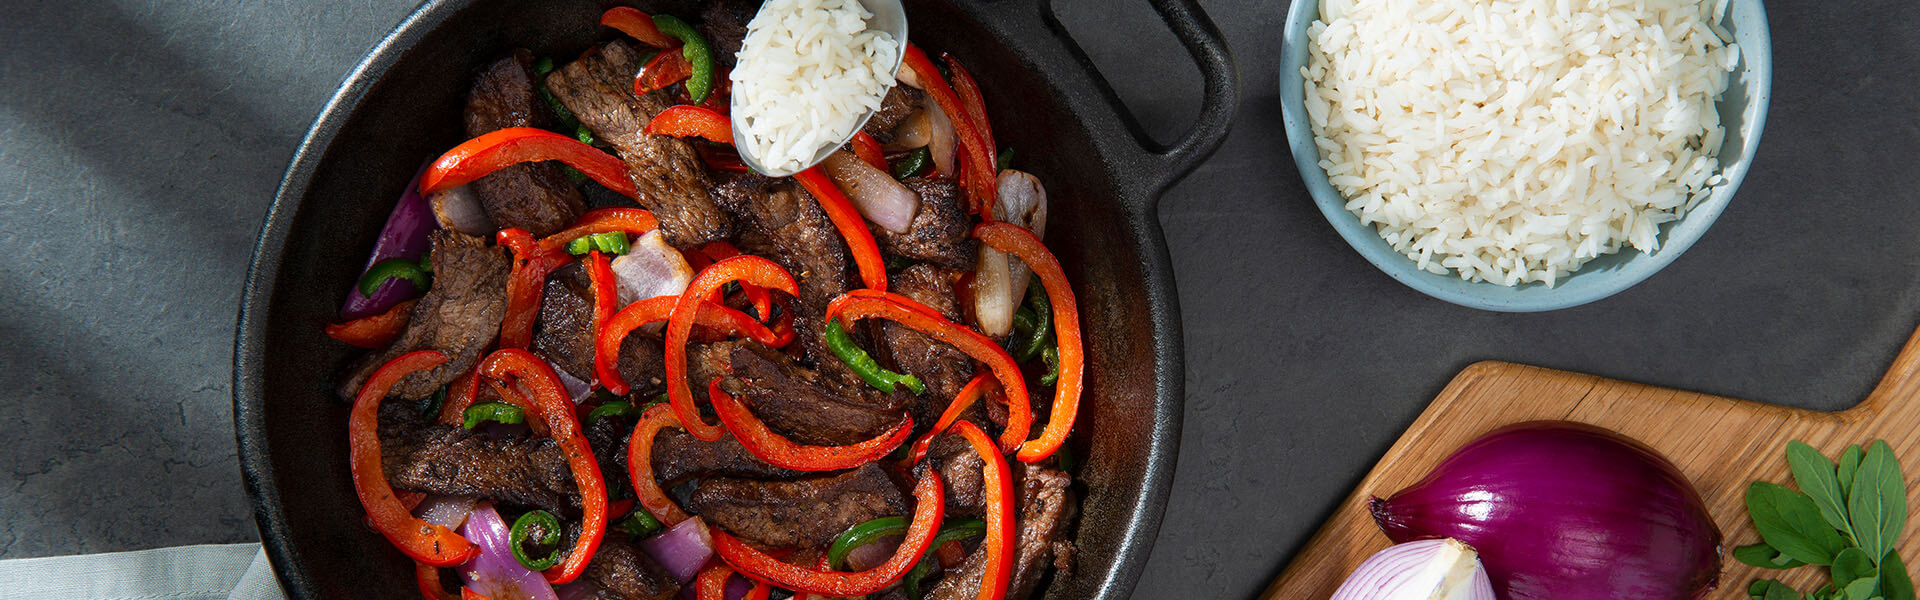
[[0, 544, 286, 600]]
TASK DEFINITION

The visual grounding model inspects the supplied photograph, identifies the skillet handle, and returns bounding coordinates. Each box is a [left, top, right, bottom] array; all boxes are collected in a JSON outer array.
[[979, 0, 1239, 203]]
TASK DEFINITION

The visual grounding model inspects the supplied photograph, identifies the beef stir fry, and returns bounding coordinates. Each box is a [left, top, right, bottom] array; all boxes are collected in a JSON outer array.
[[328, 5, 1083, 600]]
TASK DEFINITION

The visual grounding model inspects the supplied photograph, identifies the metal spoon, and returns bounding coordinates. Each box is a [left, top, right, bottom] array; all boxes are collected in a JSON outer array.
[[729, 0, 909, 177]]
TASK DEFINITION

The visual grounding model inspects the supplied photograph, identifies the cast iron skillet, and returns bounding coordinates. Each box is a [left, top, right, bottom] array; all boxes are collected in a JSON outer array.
[[234, 1, 1235, 597]]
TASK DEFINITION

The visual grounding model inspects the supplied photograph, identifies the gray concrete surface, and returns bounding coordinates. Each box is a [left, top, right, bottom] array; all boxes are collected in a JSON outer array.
[[3, 0, 1918, 598]]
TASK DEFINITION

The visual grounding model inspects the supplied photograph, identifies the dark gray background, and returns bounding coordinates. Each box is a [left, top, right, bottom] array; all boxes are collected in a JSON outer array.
[[2, 0, 1916, 598]]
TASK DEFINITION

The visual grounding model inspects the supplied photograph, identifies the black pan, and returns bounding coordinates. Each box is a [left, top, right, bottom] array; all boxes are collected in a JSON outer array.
[[234, 1, 1235, 597]]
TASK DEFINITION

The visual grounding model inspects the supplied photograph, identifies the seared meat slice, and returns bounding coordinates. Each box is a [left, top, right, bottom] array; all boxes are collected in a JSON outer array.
[[547, 40, 730, 246], [377, 404, 579, 512], [877, 264, 978, 424], [875, 177, 977, 270], [719, 342, 906, 446], [464, 49, 587, 237], [931, 434, 986, 517], [650, 428, 803, 486], [926, 464, 1078, 600], [583, 411, 634, 498], [338, 231, 510, 401], [699, 0, 757, 67], [532, 261, 665, 387], [581, 533, 680, 600], [863, 86, 924, 145], [688, 463, 906, 548]]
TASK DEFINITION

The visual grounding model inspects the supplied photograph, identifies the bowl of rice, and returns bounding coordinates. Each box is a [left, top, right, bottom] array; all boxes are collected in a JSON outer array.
[[1280, 0, 1771, 311]]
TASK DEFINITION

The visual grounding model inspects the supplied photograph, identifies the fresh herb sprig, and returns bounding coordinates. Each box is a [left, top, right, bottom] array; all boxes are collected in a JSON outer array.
[[1738, 440, 1915, 600]]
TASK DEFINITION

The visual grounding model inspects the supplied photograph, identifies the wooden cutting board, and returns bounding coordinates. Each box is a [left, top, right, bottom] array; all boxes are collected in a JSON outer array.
[[1261, 325, 1920, 599]]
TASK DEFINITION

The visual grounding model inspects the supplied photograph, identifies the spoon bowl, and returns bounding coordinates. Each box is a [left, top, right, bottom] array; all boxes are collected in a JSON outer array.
[[730, 0, 909, 176]]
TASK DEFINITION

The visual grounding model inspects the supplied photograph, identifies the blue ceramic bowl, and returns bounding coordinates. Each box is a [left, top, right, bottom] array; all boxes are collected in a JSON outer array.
[[1279, 0, 1772, 312]]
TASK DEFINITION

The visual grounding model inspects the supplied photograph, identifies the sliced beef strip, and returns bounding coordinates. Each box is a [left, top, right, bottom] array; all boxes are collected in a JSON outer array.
[[863, 86, 924, 145], [377, 403, 580, 512], [546, 40, 730, 246], [925, 464, 1078, 600], [719, 342, 906, 446], [581, 532, 681, 600], [650, 428, 803, 487], [688, 463, 906, 548], [583, 411, 634, 498], [463, 49, 587, 237], [531, 261, 665, 388], [930, 434, 986, 517], [699, 0, 757, 67], [874, 177, 978, 271], [877, 264, 979, 425], [338, 231, 510, 401]]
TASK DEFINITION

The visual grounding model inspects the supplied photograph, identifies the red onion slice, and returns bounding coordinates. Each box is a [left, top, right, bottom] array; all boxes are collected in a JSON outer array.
[[458, 505, 560, 600], [1331, 539, 1495, 600], [821, 151, 920, 233], [413, 495, 477, 531], [612, 230, 694, 306], [428, 184, 496, 236], [640, 516, 714, 585], [340, 166, 439, 321]]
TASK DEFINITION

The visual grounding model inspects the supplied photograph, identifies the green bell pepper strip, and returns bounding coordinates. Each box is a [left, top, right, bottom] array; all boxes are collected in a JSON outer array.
[[892, 146, 932, 179], [996, 146, 1016, 171], [620, 506, 663, 538], [461, 401, 526, 429], [358, 258, 432, 297], [566, 232, 631, 256], [826, 319, 926, 395], [1040, 345, 1060, 386], [586, 401, 644, 425], [829, 517, 985, 570], [1015, 278, 1054, 362], [509, 509, 563, 570], [651, 15, 714, 105]]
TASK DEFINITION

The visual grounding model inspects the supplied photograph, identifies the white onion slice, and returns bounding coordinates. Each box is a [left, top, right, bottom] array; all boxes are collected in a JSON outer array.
[[1331, 539, 1495, 600], [412, 495, 476, 530], [887, 109, 933, 151], [427, 185, 495, 236], [923, 95, 958, 176], [611, 230, 694, 306], [971, 170, 1049, 337], [822, 151, 920, 233]]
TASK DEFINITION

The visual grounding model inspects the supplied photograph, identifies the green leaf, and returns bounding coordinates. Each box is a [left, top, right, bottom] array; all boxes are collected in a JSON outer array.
[[1753, 580, 1808, 600], [1844, 577, 1881, 600], [1791, 441, 1855, 536], [1882, 551, 1916, 600], [1848, 440, 1908, 566], [1739, 542, 1811, 569], [1836, 547, 1880, 587], [1750, 481, 1853, 565], [1841, 444, 1866, 499]]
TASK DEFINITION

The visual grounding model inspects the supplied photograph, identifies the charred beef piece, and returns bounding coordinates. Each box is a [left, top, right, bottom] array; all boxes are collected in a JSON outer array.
[[719, 342, 906, 446], [931, 434, 986, 517], [650, 428, 803, 487], [688, 463, 907, 548], [699, 0, 757, 67], [376, 404, 579, 512], [877, 264, 979, 425], [874, 177, 978, 271], [338, 231, 510, 400], [463, 49, 587, 237], [547, 40, 730, 246], [926, 464, 1078, 600], [583, 411, 634, 499], [532, 261, 666, 387], [863, 86, 924, 145], [581, 532, 680, 600]]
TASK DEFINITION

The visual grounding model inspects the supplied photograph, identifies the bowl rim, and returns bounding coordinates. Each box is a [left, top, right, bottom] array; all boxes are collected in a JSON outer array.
[[1277, 0, 1773, 312]]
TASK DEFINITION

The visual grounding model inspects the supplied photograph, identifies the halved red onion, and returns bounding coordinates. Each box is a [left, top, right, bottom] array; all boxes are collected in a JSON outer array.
[[640, 516, 714, 585], [970, 170, 1049, 337], [1331, 539, 1495, 600], [822, 151, 919, 233], [923, 95, 957, 175], [458, 504, 560, 600], [341, 166, 440, 321], [428, 184, 496, 236], [413, 495, 477, 531], [887, 109, 933, 151], [612, 230, 694, 306]]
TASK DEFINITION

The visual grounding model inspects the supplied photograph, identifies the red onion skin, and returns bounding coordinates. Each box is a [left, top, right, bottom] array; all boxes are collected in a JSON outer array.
[[1371, 421, 1721, 600], [641, 516, 715, 585], [340, 166, 439, 320]]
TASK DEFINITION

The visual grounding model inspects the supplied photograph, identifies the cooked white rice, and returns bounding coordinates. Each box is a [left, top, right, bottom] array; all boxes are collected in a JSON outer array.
[[1303, 0, 1739, 286], [732, 0, 899, 174]]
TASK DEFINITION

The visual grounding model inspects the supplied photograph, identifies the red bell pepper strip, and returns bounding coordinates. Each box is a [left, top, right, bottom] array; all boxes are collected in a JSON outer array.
[[715, 472, 945, 596], [588, 250, 617, 342], [793, 167, 887, 291], [686, 242, 772, 320], [478, 349, 607, 584], [645, 105, 732, 145], [826, 292, 1032, 452], [536, 207, 661, 255], [666, 257, 800, 440], [709, 378, 913, 471], [626, 403, 694, 525], [636, 50, 693, 97], [696, 564, 773, 600], [904, 373, 999, 465], [325, 299, 417, 349], [348, 350, 479, 566], [902, 45, 996, 216], [974, 223, 1083, 462], [436, 366, 483, 426], [416, 562, 461, 600], [596, 295, 792, 395], [600, 7, 678, 48], [944, 56, 1000, 216], [851, 131, 887, 171], [696, 144, 750, 173], [421, 127, 637, 200], [952, 420, 1015, 600], [496, 228, 573, 350], [460, 589, 491, 600]]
